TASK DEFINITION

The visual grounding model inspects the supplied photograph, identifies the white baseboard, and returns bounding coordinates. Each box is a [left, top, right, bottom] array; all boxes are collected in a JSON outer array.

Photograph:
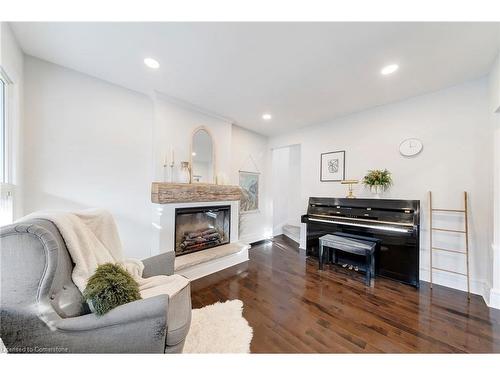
[[283, 227, 300, 244], [489, 288, 500, 309], [420, 267, 486, 295], [486, 242, 500, 309], [420, 266, 500, 309], [299, 223, 307, 250]]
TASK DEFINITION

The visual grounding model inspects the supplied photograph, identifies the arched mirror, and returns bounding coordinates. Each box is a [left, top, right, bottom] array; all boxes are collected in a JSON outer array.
[[191, 127, 215, 183]]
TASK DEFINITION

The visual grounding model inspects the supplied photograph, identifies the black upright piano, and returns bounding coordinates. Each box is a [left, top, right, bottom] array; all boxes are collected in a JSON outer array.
[[301, 197, 420, 287]]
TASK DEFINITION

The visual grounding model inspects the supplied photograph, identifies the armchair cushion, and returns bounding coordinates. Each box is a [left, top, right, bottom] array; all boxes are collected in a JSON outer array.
[[139, 274, 189, 300]]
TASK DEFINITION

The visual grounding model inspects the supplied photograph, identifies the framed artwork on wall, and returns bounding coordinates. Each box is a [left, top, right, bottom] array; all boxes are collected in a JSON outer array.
[[320, 150, 345, 182], [239, 171, 259, 213]]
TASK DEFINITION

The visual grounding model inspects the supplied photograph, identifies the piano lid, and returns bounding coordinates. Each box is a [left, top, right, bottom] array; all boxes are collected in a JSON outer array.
[[306, 197, 420, 226]]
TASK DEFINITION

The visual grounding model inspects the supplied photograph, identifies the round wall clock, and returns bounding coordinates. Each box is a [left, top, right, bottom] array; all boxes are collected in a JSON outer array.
[[399, 138, 423, 157]]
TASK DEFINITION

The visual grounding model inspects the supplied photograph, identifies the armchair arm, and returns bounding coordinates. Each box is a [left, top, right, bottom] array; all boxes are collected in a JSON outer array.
[[52, 295, 169, 353], [55, 294, 168, 332], [142, 251, 175, 277]]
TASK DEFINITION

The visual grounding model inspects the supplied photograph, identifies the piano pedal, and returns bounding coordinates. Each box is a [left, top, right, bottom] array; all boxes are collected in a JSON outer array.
[[354, 266, 359, 272], [348, 265, 353, 270], [342, 263, 348, 268]]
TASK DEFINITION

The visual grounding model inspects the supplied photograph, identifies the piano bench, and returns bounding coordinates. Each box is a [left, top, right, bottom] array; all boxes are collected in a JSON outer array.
[[318, 234, 377, 286]]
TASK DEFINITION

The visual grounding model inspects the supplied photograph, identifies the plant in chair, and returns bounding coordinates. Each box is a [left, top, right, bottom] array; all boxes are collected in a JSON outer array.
[[83, 263, 141, 315]]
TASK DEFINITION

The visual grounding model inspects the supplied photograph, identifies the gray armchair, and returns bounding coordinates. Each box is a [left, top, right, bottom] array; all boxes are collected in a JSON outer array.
[[0, 218, 191, 353]]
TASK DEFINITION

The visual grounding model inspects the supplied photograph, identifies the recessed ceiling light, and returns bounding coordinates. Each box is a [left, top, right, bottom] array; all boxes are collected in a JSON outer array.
[[191, 152, 197, 156], [144, 57, 160, 69], [381, 64, 399, 76], [262, 113, 272, 121]]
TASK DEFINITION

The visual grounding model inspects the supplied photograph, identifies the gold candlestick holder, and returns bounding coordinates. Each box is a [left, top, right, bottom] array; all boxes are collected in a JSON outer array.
[[341, 179, 359, 199]]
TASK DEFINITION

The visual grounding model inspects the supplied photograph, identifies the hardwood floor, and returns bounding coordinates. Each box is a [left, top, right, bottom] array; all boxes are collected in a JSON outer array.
[[191, 235, 500, 353]]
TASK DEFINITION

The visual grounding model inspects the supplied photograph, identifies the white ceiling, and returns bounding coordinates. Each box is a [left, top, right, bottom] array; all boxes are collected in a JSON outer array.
[[11, 22, 500, 136]]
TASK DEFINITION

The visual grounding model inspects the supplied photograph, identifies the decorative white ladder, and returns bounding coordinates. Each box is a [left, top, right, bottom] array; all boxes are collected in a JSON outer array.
[[428, 191, 470, 300]]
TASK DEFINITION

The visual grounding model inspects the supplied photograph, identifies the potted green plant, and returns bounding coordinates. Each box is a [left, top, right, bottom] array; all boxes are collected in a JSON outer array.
[[362, 169, 392, 198]]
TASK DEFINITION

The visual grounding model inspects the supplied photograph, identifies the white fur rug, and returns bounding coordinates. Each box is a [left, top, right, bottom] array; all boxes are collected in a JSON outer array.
[[183, 299, 253, 353]]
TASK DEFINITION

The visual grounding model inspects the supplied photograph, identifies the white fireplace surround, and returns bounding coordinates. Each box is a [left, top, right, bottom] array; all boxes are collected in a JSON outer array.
[[152, 200, 249, 280]]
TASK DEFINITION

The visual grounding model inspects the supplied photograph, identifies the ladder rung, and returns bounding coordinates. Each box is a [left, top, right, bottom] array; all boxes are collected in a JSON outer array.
[[431, 227, 466, 234], [431, 267, 467, 276], [432, 247, 466, 254], [428, 191, 470, 295], [431, 208, 465, 213]]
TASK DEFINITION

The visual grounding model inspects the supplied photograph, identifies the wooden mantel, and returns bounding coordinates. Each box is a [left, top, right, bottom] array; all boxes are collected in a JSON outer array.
[[151, 182, 243, 204]]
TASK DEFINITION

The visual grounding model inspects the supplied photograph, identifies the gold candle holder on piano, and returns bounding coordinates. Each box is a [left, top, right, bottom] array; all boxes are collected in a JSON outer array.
[[341, 179, 359, 199]]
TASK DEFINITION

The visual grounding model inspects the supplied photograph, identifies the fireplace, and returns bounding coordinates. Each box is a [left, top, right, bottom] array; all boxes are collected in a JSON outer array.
[[174, 205, 231, 256], [152, 192, 248, 280]]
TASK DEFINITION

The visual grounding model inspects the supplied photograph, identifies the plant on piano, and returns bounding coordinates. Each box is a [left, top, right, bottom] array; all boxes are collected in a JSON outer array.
[[363, 169, 393, 192]]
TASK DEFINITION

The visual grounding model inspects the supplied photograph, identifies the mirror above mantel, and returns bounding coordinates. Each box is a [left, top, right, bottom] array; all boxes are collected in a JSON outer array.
[[191, 127, 215, 184]]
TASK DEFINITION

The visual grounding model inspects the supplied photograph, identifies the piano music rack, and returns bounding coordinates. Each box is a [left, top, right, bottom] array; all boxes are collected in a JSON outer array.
[[428, 191, 470, 299]]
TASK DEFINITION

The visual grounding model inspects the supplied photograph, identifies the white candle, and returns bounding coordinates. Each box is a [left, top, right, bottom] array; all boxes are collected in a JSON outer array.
[[164, 152, 168, 166], [170, 149, 175, 165]]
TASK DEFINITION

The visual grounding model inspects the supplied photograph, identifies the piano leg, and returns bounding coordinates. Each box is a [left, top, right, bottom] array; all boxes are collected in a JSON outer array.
[[319, 242, 324, 270], [365, 252, 371, 286], [371, 254, 375, 281]]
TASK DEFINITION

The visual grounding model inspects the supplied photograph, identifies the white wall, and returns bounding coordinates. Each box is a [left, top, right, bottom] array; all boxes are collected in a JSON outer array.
[[270, 79, 493, 296], [272, 146, 290, 235], [490, 54, 500, 114], [152, 93, 232, 183], [231, 125, 272, 243], [0, 22, 24, 219], [489, 53, 500, 308], [271, 144, 301, 235], [287, 144, 302, 226], [23, 56, 154, 259]]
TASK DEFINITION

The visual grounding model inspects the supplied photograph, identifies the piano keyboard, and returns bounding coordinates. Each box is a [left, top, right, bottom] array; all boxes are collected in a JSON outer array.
[[307, 217, 412, 233]]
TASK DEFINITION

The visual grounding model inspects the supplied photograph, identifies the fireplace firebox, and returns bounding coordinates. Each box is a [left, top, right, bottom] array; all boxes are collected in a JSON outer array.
[[174, 205, 231, 256]]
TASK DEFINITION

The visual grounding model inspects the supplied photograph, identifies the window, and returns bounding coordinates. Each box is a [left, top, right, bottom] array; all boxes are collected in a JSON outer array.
[[0, 71, 14, 225], [0, 76, 5, 183]]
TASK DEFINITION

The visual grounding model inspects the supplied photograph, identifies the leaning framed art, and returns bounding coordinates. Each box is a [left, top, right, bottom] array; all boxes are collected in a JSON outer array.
[[239, 171, 259, 213], [320, 150, 345, 182]]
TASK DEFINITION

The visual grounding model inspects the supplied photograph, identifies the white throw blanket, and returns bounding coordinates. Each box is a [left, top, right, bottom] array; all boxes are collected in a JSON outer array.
[[20, 209, 188, 299]]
